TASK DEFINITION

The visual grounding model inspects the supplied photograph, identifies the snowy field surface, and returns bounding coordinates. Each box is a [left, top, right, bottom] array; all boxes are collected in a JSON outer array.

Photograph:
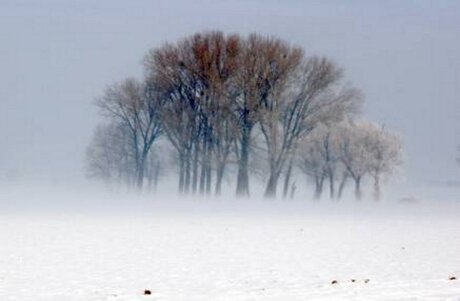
[[1, 191, 460, 300]]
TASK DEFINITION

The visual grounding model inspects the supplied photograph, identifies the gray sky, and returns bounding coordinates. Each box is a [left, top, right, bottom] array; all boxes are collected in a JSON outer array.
[[1, 0, 459, 185]]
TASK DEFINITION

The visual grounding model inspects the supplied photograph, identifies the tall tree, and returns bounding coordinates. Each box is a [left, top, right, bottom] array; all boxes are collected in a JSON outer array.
[[259, 57, 361, 197], [96, 78, 163, 190], [232, 35, 301, 196], [144, 32, 242, 195]]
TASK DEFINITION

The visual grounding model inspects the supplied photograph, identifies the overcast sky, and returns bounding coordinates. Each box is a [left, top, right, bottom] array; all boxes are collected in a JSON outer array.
[[1, 0, 459, 185]]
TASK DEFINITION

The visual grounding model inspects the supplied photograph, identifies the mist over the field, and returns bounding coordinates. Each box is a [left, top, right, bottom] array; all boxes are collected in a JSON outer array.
[[1, 2, 460, 300]]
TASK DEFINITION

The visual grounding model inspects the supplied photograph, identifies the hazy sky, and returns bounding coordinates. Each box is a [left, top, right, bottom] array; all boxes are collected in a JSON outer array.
[[1, 0, 459, 185]]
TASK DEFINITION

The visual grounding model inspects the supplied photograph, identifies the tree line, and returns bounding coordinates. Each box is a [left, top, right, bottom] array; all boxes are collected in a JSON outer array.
[[86, 31, 402, 200]]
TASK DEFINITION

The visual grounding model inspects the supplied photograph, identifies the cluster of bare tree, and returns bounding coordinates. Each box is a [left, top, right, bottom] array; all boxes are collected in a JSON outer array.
[[86, 31, 402, 199], [299, 121, 402, 201]]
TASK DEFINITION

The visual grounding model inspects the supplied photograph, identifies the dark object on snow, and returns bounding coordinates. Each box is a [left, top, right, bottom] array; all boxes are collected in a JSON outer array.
[[364, 279, 370, 283], [144, 289, 152, 295], [331, 280, 338, 285], [351, 279, 356, 283], [449, 276, 457, 281]]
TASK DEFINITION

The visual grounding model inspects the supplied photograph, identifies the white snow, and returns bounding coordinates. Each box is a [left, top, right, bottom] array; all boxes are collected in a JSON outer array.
[[1, 194, 460, 300]]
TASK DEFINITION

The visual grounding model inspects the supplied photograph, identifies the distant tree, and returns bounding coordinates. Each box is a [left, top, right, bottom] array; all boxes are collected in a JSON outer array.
[[85, 123, 135, 187], [365, 123, 403, 201], [95, 78, 163, 190], [258, 56, 361, 197], [338, 122, 371, 200], [336, 121, 402, 201], [299, 121, 402, 201], [298, 123, 342, 200]]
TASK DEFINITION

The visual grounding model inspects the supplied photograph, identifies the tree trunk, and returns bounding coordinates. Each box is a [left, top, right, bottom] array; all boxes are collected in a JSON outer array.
[[236, 124, 251, 197], [328, 170, 335, 199], [354, 176, 362, 201], [147, 170, 154, 192], [178, 153, 184, 193], [184, 147, 191, 194], [199, 138, 206, 195], [214, 163, 225, 196], [264, 170, 280, 198], [205, 139, 212, 195], [289, 181, 297, 199], [192, 141, 199, 194], [314, 175, 324, 200], [373, 173, 381, 201], [282, 159, 293, 199], [153, 167, 159, 192], [337, 174, 348, 200], [136, 150, 148, 191], [136, 165, 145, 191]]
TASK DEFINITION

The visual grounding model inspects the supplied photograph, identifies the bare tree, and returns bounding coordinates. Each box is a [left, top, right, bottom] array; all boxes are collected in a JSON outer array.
[[147, 63, 196, 194], [298, 121, 384, 201], [96, 78, 163, 190], [259, 57, 361, 197], [85, 123, 135, 187], [365, 123, 403, 200], [189, 32, 241, 195], [336, 121, 402, 201], [298, 123, 342, 200], [230, 35, 301, 196], [337, 122, 370, 200], [298, 138, 327, 200], [144, 31, 241, 195]]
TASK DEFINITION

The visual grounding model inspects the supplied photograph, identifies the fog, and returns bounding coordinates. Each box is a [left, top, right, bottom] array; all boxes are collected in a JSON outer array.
[[1, 0, 459, 202], [3, 5, 460, 299]]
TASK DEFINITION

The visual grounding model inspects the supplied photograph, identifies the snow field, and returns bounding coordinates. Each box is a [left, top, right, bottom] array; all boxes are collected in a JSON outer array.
[[1, 200, 460, 300]]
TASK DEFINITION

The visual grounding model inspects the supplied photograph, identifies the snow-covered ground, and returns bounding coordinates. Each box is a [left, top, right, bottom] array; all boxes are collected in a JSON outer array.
[[1, 191, 460, 300]]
